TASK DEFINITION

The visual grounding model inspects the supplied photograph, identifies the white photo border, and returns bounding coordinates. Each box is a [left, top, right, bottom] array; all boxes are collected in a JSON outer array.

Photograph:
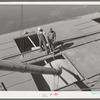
[[0, 1, 100, 99]]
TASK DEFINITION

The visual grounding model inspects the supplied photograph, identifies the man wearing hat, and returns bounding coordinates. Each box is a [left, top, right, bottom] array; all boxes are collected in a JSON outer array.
[[37, 27, 49, 53], [47, 28, 56, 52]]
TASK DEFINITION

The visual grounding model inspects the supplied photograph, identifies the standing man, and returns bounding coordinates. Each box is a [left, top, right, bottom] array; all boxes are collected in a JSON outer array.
[[37, 27, 50, 54], [47, 28, 56, 52]]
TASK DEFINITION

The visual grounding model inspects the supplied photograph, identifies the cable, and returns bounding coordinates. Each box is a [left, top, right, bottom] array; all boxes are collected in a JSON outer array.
[[51, 48, 60, 90], [20, 5, 26, 64], [53, 74, 56, 90], [0, 72, 14, 77], [57, 74, 59, 89], [7, 79, 32, 88]]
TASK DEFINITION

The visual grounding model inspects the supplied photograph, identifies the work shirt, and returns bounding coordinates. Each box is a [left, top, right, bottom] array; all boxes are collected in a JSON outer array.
[[47, 31, 56, 42], [37, 31, 47, 43]]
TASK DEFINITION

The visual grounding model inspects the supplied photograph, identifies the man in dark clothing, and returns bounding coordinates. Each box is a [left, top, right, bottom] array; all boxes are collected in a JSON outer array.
[[37, 27, 50, 55], [47, 28, 56, 52], [37, 27, 47, 51]]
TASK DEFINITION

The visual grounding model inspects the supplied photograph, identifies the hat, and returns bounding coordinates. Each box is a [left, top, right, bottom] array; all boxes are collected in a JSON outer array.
[[23, 31, 28, 35], [38, 27, 42, 31], [50, 28, 52, 30]]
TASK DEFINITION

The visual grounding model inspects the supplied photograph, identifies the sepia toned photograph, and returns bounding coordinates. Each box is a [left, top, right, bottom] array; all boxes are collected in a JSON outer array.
[[0, 4, 100, 92]]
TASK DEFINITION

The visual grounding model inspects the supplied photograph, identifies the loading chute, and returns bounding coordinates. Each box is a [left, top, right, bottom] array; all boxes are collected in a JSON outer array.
[[0, 60, 62, 75]]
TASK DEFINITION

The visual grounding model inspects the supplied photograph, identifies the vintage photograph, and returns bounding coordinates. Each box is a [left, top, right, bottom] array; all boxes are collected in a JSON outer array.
[[0, 4, 100, 91]]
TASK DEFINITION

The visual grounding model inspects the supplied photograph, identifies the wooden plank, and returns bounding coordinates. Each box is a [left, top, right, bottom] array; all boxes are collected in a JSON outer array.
[[64, 41, 100, 79]]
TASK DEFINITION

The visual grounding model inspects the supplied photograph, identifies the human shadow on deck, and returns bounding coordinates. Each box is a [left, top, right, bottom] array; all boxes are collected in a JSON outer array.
[[54, 42, 74, 54]]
